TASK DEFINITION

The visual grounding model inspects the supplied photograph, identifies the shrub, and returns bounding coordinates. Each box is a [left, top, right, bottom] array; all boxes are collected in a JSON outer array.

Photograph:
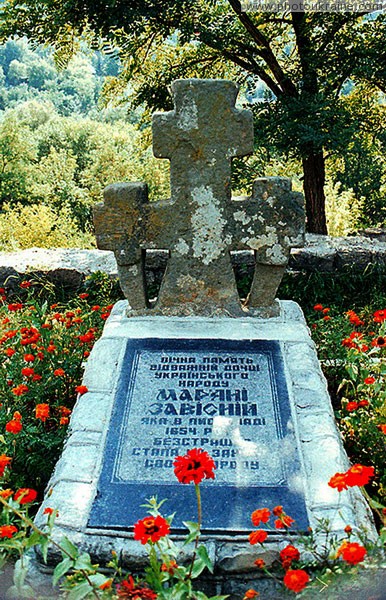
[[0, 202, 95, 250]]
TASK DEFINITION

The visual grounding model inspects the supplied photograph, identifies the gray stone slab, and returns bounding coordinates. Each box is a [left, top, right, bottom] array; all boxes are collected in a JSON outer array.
[[34, 299, 377, 581]]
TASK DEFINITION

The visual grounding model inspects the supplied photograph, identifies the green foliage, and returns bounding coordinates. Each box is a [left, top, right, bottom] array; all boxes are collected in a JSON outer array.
[[0, 280, 115, 493], [325, 180, 364, 237], [0, 203, 94, 250]]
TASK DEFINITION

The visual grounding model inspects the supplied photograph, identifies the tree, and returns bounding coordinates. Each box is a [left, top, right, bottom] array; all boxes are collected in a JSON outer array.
[[2, 2, 385, 232]]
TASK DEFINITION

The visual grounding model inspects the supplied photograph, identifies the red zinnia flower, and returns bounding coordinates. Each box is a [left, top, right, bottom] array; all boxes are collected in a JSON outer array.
[[78, 293, 89, 299], [35, 403, 50, 422], [173, 448, 215, 484], [345, 464, 374, 487], [244, 590, 259, 599], [379, 424, 386, 434], [133, 515, 170, 544], [337, 541, 367, 565], [251, 507, 270, 526], [7, 303, 23, 311], [116, 576, 157, 599], [274, 515, 294, 529], [373, 309, 386, 323], [328, 472, 348, 491], [20, 281, 31, 289], [283, 569, 310, 593], [5, 348, 15, 357], [23, 353, 35, 362], [249, 530, 268, 545], [313, 304, 323, 311], [0, 454, 12, 477], [280, 544, 300, 566], [0, 525, 18, 538], [5, 419, 22, 434], [11, 384, 28, 396], [54, 368, 65, 377], [372, 336, 386, 347], [358, 400, 369, 408], [345, 401, 358, 412], [75, 385, 88, 395], [254, 559, 265, 568], [0, 489, 13, 499], [364, 376, 375, 385], [43, 507, 55, 515], [21, 367, 34, 377], [272, 505, 283, 516], [14, 488, 37, 504]]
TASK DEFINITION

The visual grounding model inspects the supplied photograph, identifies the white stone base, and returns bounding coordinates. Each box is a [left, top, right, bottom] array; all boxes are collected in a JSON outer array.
[[32, 300, 376, 593]]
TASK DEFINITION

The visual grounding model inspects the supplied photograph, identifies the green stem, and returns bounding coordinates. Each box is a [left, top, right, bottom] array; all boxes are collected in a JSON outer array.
[[187, 484, 202, 579]]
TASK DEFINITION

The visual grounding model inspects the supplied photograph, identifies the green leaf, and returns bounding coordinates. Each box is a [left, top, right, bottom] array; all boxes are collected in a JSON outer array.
[[53, 557, 74, 586], [369, 499, 385, 509], [60, 536, 79, 559], [182, 521, 200, 545], [24, 531, 46, 549], [73, 552, 95, 572], [66, 574, 107, 600], [197, 545, 213, 573], [13, 557, 30, 590], [5, 584, 35, 599]]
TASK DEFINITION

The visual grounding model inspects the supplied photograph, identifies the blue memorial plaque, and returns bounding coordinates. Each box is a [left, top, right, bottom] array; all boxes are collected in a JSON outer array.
[[88, 339, 309, 533]]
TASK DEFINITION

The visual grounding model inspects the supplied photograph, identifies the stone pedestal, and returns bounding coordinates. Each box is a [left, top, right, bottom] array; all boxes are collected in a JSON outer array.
[[32, 300, 376, 597]]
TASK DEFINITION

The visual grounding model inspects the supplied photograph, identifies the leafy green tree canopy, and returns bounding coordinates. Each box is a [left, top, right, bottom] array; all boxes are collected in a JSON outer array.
[[1, 1, 385, 233]]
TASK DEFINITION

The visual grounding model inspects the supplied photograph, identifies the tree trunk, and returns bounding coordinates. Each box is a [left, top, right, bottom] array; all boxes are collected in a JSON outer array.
[[302, 150, 328, 234]]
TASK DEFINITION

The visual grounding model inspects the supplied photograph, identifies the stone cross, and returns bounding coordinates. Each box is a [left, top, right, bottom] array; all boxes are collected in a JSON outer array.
[[93, 79, 305, 316]]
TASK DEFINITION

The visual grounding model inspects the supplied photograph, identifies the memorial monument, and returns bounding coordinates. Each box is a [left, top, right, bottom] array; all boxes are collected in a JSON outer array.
[[34, 79, 375, 595]]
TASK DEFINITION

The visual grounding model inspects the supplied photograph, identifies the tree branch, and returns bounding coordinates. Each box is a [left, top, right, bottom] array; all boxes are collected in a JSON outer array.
[[227, 0, 298, 96]]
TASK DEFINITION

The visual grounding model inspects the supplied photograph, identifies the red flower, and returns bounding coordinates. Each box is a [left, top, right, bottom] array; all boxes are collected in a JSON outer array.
[[328, 472, 348, 491], [43, 507, 55, 515], [372, 336, 386, 348], [337, 541, 367, 565], [272, 505, 283, 516], [78, 293, 89, 299], [254, 558, 265, 568], [345, 401, 358, 412], [364, 376, 375, 385], [35, 403, 50, 422], [5, 348, 15, 357], [251, 508, 270, 526], [274, 515, 294, 529], [75, 385, 88, 395], [323, 315, 331, 321], [54, 368, 65, 377], [379, 424, 386, 434], [358, 400, 369, 408], [0, 525, 18, 538], [133, 515, 170, 544], [116, 576, 157, 599], [283, 569, 309, 593], [21, 367, 34, 377], [20, 281, 31, 289], [0, 489, 13, 499], [0, 454, 12, 477], [14, 488, 37, 504], [344, 525, 352, 534], [161, 560, 178, 574], [23, 353, 35, 362], [373, 309, 386, 323], [5, 419, 22, 434], [345, 464, 374, 487], [249, 530, 268, 545], [7, 303, 23, 311], [280, 544, 300, 566], [11, 384, 28, 396], [173, 448, 215, 484], [313, 304, 323, 311], [244, 590, 259, 599]]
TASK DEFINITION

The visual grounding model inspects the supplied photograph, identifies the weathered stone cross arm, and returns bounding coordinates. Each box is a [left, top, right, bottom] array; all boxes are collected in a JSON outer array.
[[230, 177, 305, 307]]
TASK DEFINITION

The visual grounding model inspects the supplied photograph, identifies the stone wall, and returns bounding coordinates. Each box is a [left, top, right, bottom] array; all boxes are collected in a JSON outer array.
[[0, 233, 384, 292]]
